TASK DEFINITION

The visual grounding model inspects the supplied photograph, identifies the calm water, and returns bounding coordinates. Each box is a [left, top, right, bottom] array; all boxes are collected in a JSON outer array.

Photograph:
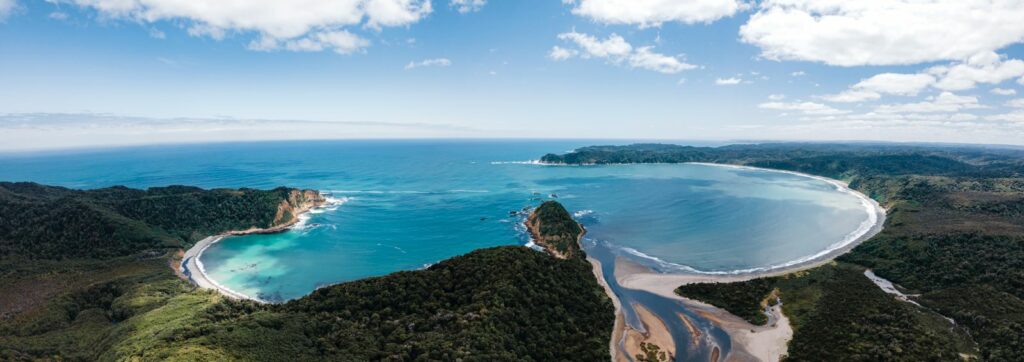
[[0, 140, 868, 302]]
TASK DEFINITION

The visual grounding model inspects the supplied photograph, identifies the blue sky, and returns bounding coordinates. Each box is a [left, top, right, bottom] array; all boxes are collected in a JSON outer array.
[[1, 0, 1024, 151]]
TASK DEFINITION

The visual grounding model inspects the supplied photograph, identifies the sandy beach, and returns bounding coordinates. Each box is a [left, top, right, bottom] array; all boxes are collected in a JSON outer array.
[[177, 195, 332, 302]]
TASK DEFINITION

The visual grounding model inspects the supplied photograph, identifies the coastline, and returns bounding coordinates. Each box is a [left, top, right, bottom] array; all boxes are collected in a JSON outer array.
[[611, 166, 887, 361], [518, 160, 888, 361], [178, 194, 334, 302]]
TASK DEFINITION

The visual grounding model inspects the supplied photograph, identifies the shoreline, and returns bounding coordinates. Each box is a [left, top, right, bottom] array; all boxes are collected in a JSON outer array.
[[611, 167, 887, 361], [178, 195, 335, 302]]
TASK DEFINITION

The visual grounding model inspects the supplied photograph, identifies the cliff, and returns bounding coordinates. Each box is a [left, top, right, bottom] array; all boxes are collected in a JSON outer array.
[[272, 189, 326, 227], [525, 201, 585, 259]]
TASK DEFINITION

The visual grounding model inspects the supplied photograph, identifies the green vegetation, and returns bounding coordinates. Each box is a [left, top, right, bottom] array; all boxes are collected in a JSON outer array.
[[676, 278, 775, 325], [0, 182, 317, 260], [548, 142, 1024, 360], [527, 200, 586, 259], [635, 342, 670, 362], [0, 184, 613, 361]]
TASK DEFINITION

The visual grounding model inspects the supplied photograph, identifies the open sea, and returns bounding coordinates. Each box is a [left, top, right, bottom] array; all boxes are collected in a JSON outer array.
[[0, 140, 870, 302]]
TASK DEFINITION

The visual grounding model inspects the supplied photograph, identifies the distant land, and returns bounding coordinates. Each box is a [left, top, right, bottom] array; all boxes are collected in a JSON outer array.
[[1, 141, 1023, 361]]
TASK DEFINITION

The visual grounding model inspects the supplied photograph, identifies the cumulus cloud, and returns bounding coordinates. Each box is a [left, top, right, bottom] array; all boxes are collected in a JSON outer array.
[[820, 73, 935, 103], [758, 101, 848, 115], [1007, 98, 1024, 108], [991, 88, 1017, 96], [56, 0, 431, 54], [404, 58, 452, 70], [875, 92, 981, 114], [928, 51, 1024, 91], [768, 94, 785, 101], [553, 31, 696, 74], [558, 32, 632, 58], [548, 46, 578, 61], [450, 0, 485, 13], [251, 30, 370, 54], [986, 110, 1024, 123], [740, 1, 1024, 66], [715, 77, 742, 85], [819, 90, 881, 103], [564, 0, 743, 27], [628, 47, 697, 74]]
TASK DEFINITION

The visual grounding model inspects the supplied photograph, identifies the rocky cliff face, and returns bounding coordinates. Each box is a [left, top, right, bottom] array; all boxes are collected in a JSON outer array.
[[272, 189, 326, 226]]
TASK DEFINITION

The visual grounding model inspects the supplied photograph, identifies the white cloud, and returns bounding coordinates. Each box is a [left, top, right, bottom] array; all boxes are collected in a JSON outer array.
[[553, 31, 696, 74], [49, 11, 70, 20], [565, 0, 743, 27], [820, 73, 935, 103], [404, 58, 452, 70], [740, 1, 1024, 66], [991, 88, 1017, 96], [790, 71, 805, 76], [1006, 99, 1024, 108], [875, 92, 981, 114], [929, 51, 1024, 91], [715, 77, 742, 85], [558, 32, 632, 58], [260, 30, 371, 54], [986, 110, 1024, 123], [0, 113, 482, 152], [0, 0, 15, 20], [58, 0, 431, 53], [759, 101, 848, 115], [768, 94, 785, 101], [450, 0, 485, 13], [627, 47, 697, 74], [854, 73, 935, 96], [819, 90, 880, 103], [548, 46, 577, 61]]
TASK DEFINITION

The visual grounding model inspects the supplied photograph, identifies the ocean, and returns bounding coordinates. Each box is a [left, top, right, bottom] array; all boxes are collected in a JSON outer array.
[[0, 140, 870, 303]]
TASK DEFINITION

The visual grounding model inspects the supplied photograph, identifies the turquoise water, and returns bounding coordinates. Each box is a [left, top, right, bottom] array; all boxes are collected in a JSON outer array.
[[0, 140, 870, 303]]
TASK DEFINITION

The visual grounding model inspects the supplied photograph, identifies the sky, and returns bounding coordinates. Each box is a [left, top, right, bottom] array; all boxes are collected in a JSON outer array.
[[2, 0, 1024, 151]]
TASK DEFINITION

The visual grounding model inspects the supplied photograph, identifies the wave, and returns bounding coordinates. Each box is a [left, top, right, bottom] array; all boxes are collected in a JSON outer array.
[[377, 243, 408, 254], [294, 195, 351, 229], [573, 209, 594, 218], [490, 160, 544, 165]]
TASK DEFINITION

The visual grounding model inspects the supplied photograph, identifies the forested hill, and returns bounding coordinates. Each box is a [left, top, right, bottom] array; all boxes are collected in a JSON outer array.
[[541, 143, 1024, 179], [544, 143, 1024, 360], [526, 200, 586, 259], [0, 182, 322, 260]]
